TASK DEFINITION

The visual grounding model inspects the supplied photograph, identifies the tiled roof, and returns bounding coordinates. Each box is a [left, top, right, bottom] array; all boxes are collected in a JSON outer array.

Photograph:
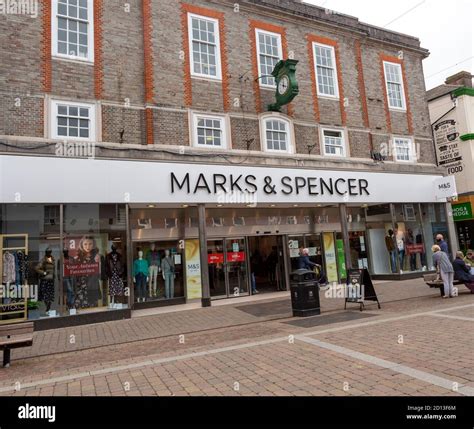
[[426, 84, 462, 102]]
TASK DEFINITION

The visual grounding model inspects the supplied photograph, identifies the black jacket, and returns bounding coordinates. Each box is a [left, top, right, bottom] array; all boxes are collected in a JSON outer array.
[[453, 258, 474, 283]]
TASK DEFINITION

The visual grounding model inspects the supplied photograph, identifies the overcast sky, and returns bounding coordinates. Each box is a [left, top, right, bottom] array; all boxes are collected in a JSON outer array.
[[303, 0, 473, 90]]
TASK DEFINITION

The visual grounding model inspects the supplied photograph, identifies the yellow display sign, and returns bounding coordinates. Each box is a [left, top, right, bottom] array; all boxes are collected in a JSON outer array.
[[185, 239, 202, 300], [323, 232, 338, 283]]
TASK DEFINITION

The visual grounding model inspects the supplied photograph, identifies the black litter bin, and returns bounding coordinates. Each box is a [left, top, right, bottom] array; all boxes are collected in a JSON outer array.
[[290, 269, 320, 317]]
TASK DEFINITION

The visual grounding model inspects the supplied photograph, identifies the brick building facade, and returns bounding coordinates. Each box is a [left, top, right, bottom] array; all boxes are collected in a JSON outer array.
[[0, 0, 455, 326]]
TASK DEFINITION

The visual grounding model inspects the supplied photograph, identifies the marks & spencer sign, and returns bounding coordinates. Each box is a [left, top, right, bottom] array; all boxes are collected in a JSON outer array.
[[0, 156, 445, 204], [171, 173, 370, 198]]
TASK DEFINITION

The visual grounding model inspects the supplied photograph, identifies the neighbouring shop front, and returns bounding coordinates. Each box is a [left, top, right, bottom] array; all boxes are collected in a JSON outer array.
[[452, 196, 474, 253], [0, 155, 453, 325]]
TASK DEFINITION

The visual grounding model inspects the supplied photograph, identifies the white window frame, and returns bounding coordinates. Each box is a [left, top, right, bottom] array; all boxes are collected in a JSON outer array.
[[392, 136, 416, 163], [51, 0, 95, 63], [191, 112, 229, 149], [50, 99, 97, 141], [383, 61, 407, 111], [188, 13, 222, 81], [260, 114, 295, 154], [312, 42, 339, 99], [320, 127, 348, 158], [255, 29, 283, 89]]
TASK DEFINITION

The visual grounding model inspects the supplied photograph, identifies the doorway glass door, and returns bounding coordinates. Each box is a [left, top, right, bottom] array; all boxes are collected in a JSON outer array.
[[226, 238, 248, 297], [208, 238, 249, 299], [208, 240, 226, 298]]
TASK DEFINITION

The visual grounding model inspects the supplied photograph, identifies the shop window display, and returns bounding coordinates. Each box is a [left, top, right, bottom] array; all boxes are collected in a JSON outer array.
[[63, 204, 128, 314], [133, 241, 184, 303], [366, 204, 397, 275], [1, 205, 62, 321]]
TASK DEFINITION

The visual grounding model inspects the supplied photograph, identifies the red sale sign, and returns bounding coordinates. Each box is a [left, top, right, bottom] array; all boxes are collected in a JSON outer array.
[[208, 253, 224, 264]]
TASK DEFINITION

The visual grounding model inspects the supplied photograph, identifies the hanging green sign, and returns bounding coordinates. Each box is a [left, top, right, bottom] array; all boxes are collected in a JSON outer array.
[[452, 203, 473, 221]]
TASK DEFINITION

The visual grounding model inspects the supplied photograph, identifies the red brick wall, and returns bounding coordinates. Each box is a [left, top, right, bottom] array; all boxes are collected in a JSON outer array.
[[181, 3, 230, 111], [355, 40, 369, 128], [379, 54, 414, 135], [94, 0, 104, 100], [306, 34, 346, 125], [143, 0, 155, 145], [249, 20, 291, 115], [41, 0, 52, 93]]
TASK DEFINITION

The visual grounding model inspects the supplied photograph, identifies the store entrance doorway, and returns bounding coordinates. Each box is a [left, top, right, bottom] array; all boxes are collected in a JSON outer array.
[[208, 237, 249, 299], [248, 235, 287, 294]]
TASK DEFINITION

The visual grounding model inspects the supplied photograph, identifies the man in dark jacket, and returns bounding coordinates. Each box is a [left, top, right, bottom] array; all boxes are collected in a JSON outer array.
[[436, 234, 449, 255], [453, 251, 474, 293]]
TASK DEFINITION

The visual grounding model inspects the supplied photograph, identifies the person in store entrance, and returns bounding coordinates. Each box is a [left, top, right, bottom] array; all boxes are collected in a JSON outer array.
[[298, 248, 317, 270], [298, 248, 328, 286], [453, 251, 474, 293], [432, 245, 455, 298]]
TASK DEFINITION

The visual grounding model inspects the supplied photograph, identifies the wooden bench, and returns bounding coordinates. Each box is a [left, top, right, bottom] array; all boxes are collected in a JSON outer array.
[[423, 274, 464, 296], [0, 322, 34, 368]]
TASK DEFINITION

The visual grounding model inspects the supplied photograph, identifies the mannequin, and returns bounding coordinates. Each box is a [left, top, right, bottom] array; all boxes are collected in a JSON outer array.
[[106, 244, 125, 306], [63, 249, 74, 310], [384, 229, 397, 274], [415, 229, 427, 269], [133, 250, 149, 303], [161, 249, 175, 299], [146, 243, 161, 298], [395, 225, 406, 271], [35, 248, 55, 314]]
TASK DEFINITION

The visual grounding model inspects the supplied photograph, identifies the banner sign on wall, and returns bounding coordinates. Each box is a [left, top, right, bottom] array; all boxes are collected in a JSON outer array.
[[336, 239, 347, 280], [433, 120, 464, 174], [185, 239, 202, 300], [0, 156, 446, 204], [323, 233, 338, 283], [452, 203, 473, 221]]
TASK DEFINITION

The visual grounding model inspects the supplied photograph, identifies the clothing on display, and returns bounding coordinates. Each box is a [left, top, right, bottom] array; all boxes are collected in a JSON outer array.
[[106, 250, 125, 297], [161, 254, 175, 299], [62, 252, 75, 310], [16, 251, 29, 285], [133, 258, 149, 277], [146, 247, 161, 298], [133, 254, 149, 302], [35, 253, 56, 310], [2, 251, 16, 284], [384, 232, 397, 274], [135, 272, 147, 300], [72, 250, 104, 309]]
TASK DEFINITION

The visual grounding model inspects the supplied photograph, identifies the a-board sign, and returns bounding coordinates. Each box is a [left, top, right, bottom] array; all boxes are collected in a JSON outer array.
[[345, 269, 381, 311]]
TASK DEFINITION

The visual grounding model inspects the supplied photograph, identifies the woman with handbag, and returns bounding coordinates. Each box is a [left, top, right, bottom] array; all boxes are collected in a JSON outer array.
[[432, 245, 455, 298]]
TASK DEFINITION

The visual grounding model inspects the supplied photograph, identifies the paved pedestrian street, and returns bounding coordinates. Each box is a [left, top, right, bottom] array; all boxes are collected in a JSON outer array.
[[0, 279, 472, 397]]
